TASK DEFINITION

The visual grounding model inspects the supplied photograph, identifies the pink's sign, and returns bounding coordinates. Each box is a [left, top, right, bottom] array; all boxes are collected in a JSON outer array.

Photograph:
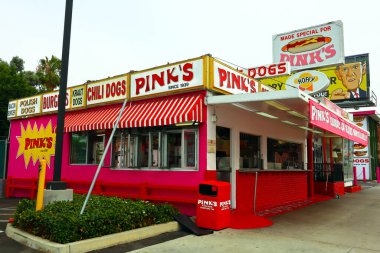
[[309, 100, 368, 146]]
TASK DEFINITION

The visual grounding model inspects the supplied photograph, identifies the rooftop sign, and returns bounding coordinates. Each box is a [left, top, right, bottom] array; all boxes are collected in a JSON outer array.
[[273, 20, 344, 71]]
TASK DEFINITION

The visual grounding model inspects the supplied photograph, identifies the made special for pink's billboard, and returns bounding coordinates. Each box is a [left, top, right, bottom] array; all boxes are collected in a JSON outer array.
[[8, 114, 57, 179], [309, 100, 368, 146], [273, 20, 344, 71]]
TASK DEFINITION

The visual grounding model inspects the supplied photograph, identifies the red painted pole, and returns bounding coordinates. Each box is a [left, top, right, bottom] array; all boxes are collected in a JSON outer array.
[[376, 167, 380, 183], [329, 138, 333, 167], [307, 128, 314, 198], [353, 166, 358, 186], [322, 136, 327, 176], [363, 167, 366, 183]]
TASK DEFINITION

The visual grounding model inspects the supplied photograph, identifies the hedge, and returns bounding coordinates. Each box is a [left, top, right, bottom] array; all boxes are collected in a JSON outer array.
[[12, 194, 179, 243]]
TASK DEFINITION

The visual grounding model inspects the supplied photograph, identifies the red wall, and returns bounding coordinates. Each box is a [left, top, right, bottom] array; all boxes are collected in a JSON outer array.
[[236, 171, 309, 212], [7, 91, 209, 214], [314, 182, 345, 197]]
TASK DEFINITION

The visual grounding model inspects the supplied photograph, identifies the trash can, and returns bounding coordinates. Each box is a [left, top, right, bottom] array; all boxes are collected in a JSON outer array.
[[196, 180, 231, 230]]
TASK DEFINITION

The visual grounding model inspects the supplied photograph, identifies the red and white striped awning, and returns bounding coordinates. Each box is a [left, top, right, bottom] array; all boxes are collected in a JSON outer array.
[[119, 94, 204, 128], [64, 105, 122, 132], [64, 93, 204, 132]]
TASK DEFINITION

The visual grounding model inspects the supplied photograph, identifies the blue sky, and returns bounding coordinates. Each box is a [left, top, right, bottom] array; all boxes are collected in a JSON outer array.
[[1, 0, 379, 105]]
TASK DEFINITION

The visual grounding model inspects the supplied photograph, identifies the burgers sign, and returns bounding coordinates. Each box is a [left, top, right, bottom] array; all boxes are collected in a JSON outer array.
[[273, 20, 344, 71]]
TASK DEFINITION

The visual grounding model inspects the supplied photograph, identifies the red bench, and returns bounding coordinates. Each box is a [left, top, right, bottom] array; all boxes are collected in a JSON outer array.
[[98, 181, 146, 199], [6, 177, 38, 199], [144, 184, 198, 204], [63, 179, 102, 195], [63, 179, 198, 205], [5, 177, 198, 207]]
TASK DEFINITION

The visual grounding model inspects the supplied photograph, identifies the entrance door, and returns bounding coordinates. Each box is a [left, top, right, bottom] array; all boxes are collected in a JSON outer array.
[[216, 126, 231, 182]]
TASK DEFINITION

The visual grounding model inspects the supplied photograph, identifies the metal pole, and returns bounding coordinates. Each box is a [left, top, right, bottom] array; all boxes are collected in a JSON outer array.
[[253, 172, 258, 214], [80, 99, 128, 215], [363, 167, 366, 183], [307, 126, 314, 198], [353, 166, 358, 186], [47, 0, 73, 190]]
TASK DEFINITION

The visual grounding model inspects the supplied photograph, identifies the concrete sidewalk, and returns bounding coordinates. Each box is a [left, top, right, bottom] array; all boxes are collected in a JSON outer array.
[[131, 184, 380, 253]]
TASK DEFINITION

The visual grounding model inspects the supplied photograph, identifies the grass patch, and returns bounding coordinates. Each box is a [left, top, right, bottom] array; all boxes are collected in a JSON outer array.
[[12, 194, 179, 244]]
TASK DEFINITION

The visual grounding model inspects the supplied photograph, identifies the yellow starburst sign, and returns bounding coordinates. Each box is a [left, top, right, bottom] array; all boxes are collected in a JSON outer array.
[[16, 121, 56, 168]]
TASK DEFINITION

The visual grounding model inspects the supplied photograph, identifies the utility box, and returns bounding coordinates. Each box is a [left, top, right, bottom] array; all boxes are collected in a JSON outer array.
[[196, 180, 231, 230]]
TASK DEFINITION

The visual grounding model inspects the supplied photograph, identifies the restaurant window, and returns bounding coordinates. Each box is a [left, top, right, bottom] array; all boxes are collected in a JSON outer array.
[[267, 138, 302, 170], [184, 131, 196, 167], [70, 131, 105, 165], [138, 134, 149, 167], [240, 133, 261, 169], [112, 131, 136, 168], [111, 128, 197, 170], [151, 132, 160, 167], [163, 131, 182, 168]]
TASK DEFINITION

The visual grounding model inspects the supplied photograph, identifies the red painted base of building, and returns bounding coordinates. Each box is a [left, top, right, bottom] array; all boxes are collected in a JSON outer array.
[[230, 210, 273, 229], [314, 182, 345, 197], [345, 185, 362, 193]]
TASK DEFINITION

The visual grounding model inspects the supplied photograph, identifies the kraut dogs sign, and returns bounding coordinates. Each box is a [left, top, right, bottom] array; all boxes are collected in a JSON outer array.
[[273, 20, 344, 71]]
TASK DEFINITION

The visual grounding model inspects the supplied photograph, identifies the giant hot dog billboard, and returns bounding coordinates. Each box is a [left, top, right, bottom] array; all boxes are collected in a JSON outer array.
[[273, 20, 344, 71]]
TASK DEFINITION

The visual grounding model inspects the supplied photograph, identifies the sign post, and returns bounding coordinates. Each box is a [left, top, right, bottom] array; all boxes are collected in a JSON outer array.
[[46, 0, 73, 190]]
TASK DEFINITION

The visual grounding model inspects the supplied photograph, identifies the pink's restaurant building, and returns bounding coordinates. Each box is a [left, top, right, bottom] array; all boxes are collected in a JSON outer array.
[[6, 55, 368, 216]]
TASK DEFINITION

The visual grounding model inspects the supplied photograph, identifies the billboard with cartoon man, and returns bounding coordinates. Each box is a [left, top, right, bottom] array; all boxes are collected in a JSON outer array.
[[330, 62, 367, 100], [259, 54, 369, 102]]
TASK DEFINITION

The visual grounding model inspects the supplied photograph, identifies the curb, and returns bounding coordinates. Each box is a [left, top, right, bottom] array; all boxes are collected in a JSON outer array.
[[6, 221, 180, 253]]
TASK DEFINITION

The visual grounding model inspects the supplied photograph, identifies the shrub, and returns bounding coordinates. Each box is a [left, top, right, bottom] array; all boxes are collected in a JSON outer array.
[[12, 194, 179, 243]]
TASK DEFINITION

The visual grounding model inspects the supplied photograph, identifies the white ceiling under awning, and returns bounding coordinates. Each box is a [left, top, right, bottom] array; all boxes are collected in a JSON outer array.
[[206, 89, 316, 131]]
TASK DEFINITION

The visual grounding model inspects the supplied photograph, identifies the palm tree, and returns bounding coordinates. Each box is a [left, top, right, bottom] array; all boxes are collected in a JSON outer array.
[[36, 55, 61, 91]]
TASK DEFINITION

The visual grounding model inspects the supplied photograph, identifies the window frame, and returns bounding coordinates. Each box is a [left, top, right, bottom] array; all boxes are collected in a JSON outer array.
[[69, 131, 105, 165], [239, 132, 261, 170], [110, 127, 198, 171]]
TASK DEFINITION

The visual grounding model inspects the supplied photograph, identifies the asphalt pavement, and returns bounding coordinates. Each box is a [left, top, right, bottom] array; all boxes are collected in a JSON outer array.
[[1, 181, 380, 253], [0, 198, 40, 253], [131, 182, 380, 253]]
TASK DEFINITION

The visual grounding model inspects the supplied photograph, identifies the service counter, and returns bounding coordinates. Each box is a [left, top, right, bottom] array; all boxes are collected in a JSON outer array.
[[236, 169, 309, 212]]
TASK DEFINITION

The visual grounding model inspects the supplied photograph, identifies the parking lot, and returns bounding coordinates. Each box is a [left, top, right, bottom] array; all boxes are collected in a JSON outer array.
[[1, 182, 380, 253], [0, 198, 40, 253]]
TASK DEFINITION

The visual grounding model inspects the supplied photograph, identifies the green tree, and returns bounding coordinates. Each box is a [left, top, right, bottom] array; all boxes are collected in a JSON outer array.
[[36, 55, 61, 91], [0, 57, 38, 137], [10, 56, 24, 72]]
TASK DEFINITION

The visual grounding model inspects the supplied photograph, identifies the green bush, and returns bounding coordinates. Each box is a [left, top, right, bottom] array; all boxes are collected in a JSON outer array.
[[12, 194, 179, 244]]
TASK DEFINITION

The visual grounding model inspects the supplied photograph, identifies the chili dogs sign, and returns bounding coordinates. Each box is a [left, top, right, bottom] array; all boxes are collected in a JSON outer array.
[[87, 75, 127, 106], [273, 20, 344, 71], [309, 100, 368, 146], [130, 58, 204, 99]]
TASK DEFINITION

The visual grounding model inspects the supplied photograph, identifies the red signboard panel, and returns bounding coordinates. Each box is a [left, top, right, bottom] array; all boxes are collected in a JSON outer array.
[[309, 100, 368, 146]]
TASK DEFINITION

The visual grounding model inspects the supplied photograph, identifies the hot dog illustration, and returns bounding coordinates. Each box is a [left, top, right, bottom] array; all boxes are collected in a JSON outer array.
[[281, 36, 332, 54]]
